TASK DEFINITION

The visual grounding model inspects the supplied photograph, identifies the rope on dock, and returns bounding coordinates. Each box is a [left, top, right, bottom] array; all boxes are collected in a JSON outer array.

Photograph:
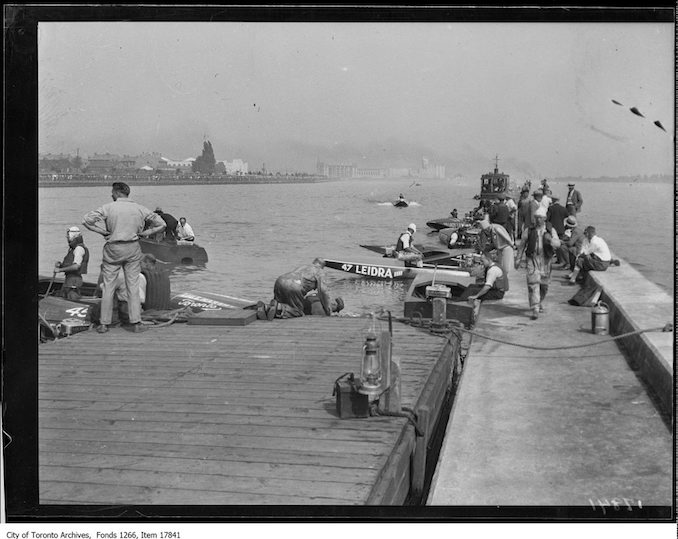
[[385, 315, 673, 351], [451, 323, 671, 351]]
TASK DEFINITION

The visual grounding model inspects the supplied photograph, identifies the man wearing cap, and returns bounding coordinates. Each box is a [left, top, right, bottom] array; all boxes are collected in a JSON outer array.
[[556, 216, 585, 271], [546, 195, 569, 238], [83, 182, 166, 333], [54, 226, 90, 300], [565, 182, 583, 216], [462, 249, 507, 304], [395, 223, 424, 268], [260, 257, 334, 319], [568, 226, 612, 284], [515, 206, 561, 320]]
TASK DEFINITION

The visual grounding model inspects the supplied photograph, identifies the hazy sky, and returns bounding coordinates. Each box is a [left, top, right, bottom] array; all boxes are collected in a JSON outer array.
[[38, 21, 674, 177]]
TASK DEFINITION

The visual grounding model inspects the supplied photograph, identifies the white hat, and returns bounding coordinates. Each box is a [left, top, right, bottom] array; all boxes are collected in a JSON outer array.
[[66, 226, 82, 241], [534, 207, 547, 219], [408, 223, 417, 233]]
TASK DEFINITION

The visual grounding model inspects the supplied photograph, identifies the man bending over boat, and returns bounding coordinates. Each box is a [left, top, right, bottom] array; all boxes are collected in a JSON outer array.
[[395, 223, 424, 268], [258, 258, 335, 319]]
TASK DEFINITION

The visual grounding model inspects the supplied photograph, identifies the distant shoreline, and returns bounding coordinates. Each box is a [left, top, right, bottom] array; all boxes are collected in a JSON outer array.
[[38, 174, 336, 188]]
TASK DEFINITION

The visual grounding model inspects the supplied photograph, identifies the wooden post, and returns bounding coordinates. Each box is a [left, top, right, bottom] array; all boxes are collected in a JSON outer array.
[[410, 405, 430, 500], [379, 330, 401, 414]]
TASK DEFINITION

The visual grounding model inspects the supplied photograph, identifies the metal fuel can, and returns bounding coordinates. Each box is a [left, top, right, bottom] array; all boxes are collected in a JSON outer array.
[[591, 301, 610, 335]]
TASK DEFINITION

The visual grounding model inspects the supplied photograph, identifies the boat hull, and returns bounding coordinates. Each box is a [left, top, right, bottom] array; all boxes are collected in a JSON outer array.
[[140, 238, 208, 264], [426, 217, 465, 231], [403, 273, 476, 328], [393, 200, 409, 207], [324, 258, 474, 283]]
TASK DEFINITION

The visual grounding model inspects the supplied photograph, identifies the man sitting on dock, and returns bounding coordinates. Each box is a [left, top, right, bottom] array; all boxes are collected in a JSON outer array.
[[556, 216, 585, 272], [567, 226, 617, 285], [258, 258, 335, 319], [395, 223, 424, 268], [461, 250, 507, 304]]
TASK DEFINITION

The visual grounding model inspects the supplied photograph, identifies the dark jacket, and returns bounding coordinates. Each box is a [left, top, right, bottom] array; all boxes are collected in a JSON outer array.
[[157, 212, 179, 240], [525, 222, 555, 260], [61, 237, 89, 276], [489, 202, 510, 228], [565, 188, 583, 212], [546, 203, 569, 236]]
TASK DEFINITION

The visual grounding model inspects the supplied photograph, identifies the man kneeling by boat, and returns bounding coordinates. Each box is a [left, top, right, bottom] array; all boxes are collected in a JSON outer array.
[[257, 258, 341, 320], [460, 250, 507, 304], [395, 223, 424, 268]]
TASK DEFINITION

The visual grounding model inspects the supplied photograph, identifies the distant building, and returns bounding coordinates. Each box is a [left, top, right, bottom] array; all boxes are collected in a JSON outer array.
[[159, 157, 196, 171], [86, 153, 136, 174], [317, 162, 358, 178], [218, 158, 249, 175]]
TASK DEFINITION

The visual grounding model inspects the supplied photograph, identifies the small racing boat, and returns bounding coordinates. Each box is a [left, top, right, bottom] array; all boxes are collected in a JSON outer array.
[[359, 244, 473, 267], [139, 238, 208, 265], [426, 216, 466, 231], [403, 272, 477, 328], [324, 258, 475, 283], [393, 199, 409, 208]]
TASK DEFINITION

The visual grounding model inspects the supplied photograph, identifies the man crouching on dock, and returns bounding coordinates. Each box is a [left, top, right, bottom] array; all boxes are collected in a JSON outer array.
[[257, 257, 340, 319]]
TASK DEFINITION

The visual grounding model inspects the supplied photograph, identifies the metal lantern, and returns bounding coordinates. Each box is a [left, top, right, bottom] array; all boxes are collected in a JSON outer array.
[[359, 330, 382, 399]]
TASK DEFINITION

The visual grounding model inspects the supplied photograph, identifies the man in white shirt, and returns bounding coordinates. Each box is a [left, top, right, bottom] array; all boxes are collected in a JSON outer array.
[[176, 217, 195, 241], [568, 226, 612, 284]]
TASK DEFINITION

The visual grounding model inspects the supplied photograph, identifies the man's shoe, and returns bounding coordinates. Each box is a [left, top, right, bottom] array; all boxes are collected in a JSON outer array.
[[97, 324, 109, 334], [530, 310, 539, 320], [267, 300, 278, 320], [132, 323, 147, 333], [539, 304, 544, 313], [256, 301, 267, 320]]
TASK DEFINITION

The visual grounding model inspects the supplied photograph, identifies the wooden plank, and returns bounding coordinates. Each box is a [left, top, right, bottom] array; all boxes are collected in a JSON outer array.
[[39, 317, 452, 505]]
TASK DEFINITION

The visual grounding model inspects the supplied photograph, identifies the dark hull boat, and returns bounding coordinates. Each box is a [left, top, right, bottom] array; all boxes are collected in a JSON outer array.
[[359, 244, 474, 267], [426, 217, 466, 231], [139, 238, 208, 265], [393, 200, 409, 208], [403, 272, 477, 328]]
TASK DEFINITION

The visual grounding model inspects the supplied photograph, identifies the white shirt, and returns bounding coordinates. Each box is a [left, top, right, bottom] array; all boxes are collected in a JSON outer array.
[[177, 222, 195, 240], [484, 264, 503, 288], [72, 245, 86, 265], [581, 235, 611, 261]]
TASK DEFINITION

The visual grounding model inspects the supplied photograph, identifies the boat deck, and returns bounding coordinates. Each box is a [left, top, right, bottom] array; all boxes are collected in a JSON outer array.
[[39, 316, 457, 506], [428, 257, 673, 509]]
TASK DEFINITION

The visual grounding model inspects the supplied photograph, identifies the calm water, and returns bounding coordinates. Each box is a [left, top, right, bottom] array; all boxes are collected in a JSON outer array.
[[39, 177, 674, 317]]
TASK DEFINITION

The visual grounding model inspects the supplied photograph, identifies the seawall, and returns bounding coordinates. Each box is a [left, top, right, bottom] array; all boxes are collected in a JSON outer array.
[[588, 254, 673, 414]]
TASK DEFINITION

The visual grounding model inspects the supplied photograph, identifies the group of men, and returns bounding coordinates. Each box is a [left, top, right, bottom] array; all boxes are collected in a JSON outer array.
[[469, 181, 617, 320], [54, 179, 615, 329], [152, 207, 196, 242]]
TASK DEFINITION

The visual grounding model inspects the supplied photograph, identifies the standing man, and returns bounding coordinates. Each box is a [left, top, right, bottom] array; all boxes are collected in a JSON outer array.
[[154, 207, 179, 241], [489, 195, 511, 236], [568, 226, 612, 284], [546, 194, 569, 262], [565, 182, 583, 216], [477, 217, 516, 290], [176, 217, 195, 241], [516, 187, 531, 240], [262, 258, 335, 319], [83, 182, 165, 333], [54, 226, 89, 300], [515, 207, 561, 320], [395, 223, 424, 267]]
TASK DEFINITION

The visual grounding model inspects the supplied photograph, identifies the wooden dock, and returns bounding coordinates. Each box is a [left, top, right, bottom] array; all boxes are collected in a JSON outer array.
[[39, 316, 460, 506]]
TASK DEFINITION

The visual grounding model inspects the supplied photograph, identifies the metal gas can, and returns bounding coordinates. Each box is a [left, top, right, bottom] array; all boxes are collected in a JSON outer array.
[[591, 301, 610, 335]]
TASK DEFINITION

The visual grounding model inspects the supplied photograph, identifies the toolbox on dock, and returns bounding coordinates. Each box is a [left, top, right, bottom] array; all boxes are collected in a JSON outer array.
[[187, 308, 257, 326]]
